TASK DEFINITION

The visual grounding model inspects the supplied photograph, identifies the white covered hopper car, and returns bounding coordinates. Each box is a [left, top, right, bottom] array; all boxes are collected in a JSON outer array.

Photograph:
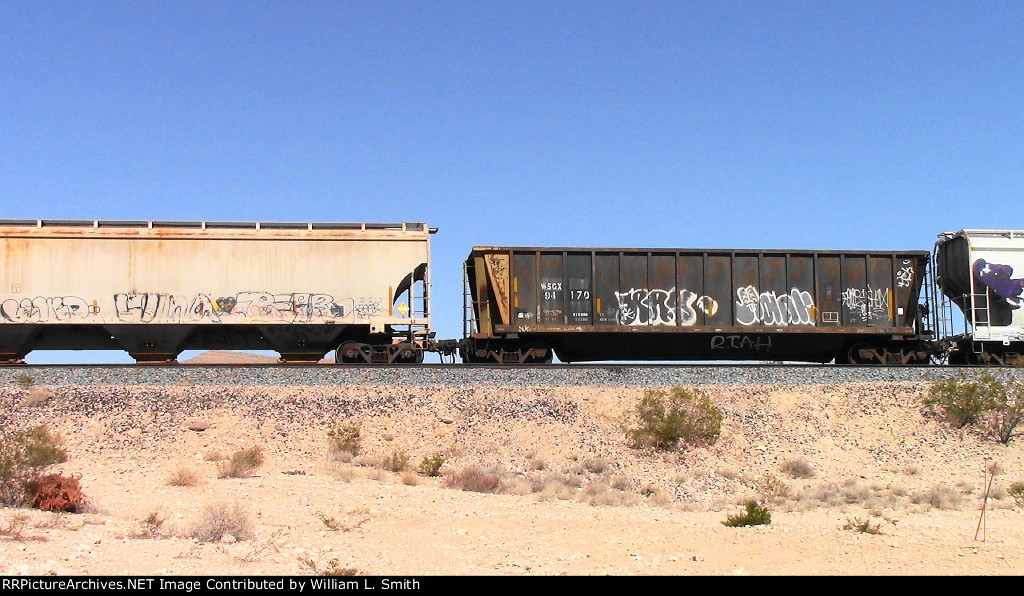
[[0, 220, 435, 363]]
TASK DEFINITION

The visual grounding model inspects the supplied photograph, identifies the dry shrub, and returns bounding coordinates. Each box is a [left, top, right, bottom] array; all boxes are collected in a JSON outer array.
[[27, 474, 84, 512], [582, 457, 611, 475], [132, 511, 168, 539], [753, 474, 791, 502], [1, 513, 32, 540], [780, 457, 815, 479], [382, 450, 410, 473], [203, 450, 227, 462], [167, 468, 200, 487], [218, 446, 265, 478], [443, 466, 505, 493], [19, 386, 54, 407], [188, 501, 256, 542], [911, 485, 963, 510], [580, 482, 640, 507]]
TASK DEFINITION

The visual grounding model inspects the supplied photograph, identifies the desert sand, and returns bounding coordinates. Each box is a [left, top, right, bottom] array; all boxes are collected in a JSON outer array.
[[1, 361, 1023, 576]]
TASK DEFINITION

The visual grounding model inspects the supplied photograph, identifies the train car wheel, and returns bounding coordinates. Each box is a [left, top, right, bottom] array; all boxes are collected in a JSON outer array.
[[844, 343, 877, 365], [336, 341, 370, 364]]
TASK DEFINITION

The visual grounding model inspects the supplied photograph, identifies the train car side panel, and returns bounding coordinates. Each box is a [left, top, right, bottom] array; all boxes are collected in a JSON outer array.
[[464, 246, 932, 364]]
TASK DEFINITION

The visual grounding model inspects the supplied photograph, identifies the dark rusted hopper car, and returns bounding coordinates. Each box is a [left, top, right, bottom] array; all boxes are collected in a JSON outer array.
[[462, 246, 934, 364]]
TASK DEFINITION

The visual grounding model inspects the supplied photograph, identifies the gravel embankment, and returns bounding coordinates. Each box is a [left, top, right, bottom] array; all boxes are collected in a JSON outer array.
[[0, 363, 995, 388]]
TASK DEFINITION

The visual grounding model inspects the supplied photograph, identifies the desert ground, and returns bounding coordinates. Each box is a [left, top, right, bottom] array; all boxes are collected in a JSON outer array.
[[1, 357, 1023, 576]]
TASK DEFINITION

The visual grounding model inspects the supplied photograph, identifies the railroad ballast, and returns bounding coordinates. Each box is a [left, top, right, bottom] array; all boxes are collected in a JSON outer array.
[[0, 220, 1021, 365]]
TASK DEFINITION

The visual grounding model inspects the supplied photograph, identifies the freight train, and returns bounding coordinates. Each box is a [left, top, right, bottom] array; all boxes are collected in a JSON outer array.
[[0, 220, 1021, 366]]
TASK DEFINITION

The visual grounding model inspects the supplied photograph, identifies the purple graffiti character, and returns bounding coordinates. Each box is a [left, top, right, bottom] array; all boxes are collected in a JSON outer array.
[[974, 259, 1024, 307]]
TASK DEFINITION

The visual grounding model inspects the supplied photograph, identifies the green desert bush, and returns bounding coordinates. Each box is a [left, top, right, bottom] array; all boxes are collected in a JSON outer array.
[[723, 500, 772, 527], [327, 422, 362, 457], [626, 387, 723, 450], [0, 425, 69, 506], [1007, 481, 1024, 508], [417, 453, 446, 477], [925, 370, 1024, 444]]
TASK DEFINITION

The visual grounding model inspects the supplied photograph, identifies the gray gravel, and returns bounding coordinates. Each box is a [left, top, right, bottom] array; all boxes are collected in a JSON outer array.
[[0, 363, 1009, 387]]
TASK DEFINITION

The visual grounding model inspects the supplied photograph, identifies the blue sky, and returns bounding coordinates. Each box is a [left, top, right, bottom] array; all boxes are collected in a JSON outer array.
[[2, 1, 1022, 363]]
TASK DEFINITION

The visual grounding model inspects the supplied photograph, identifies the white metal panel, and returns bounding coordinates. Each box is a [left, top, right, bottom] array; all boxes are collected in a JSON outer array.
[[0, 221, 431, 328], [962, 229, 1024, 343]]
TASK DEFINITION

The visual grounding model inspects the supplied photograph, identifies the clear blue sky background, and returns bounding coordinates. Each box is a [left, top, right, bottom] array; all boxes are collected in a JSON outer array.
[[2, 1, 1022, 363]]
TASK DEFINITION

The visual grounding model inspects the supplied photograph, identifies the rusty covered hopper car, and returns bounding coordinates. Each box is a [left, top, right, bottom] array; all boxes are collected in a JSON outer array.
[[0, 220, 434, 363], [462, 246, 934, 364]]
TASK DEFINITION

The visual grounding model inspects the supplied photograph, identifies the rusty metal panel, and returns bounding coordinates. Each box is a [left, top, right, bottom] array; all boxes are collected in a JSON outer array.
[[593, 253, 619, 325], [705, 255, 733, 326], [816, 256, 842, 326], [677, 255, 705, 327]]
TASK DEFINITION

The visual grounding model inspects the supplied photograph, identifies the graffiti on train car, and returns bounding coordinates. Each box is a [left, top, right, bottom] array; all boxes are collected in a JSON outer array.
[[613, 288, 719, 326], [840, 286, 891, 322], [735, 286, 815, 326], [974, 259, 1024, 307], [1, 291, 387, 324], [1, 295, 97, 322]]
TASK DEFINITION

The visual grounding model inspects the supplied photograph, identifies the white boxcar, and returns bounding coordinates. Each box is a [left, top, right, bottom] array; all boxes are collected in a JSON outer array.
[[935, 229, 1024, 364], [0, 220, 435, 363]]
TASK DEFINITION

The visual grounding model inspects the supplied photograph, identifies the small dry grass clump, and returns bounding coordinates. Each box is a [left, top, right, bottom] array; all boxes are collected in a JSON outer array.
[[218, 446, 265, 479], [753, 474, 791, 502], [382, 450, 410, 473], [188, 501, 256, 542], [443, 465, 505, 493], [167, 468, 201, 487], [780, 457, 815, 479], [19, 386, 55, 408], [314, 508, 371, 532], [132, 511, 168, 539], [203, 450, 227, 462], [911, 484, 964, 510]]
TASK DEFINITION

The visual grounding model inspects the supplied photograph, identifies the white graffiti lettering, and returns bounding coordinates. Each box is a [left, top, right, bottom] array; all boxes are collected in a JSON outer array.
[[614, 288, 719, 326], [896, 261, 915, 289], [841, 286, 890, 322], [735, 285, 815, 326]]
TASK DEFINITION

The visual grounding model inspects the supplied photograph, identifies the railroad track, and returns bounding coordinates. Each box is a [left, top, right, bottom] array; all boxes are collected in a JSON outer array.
[[0, 362, 1006, 387]]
